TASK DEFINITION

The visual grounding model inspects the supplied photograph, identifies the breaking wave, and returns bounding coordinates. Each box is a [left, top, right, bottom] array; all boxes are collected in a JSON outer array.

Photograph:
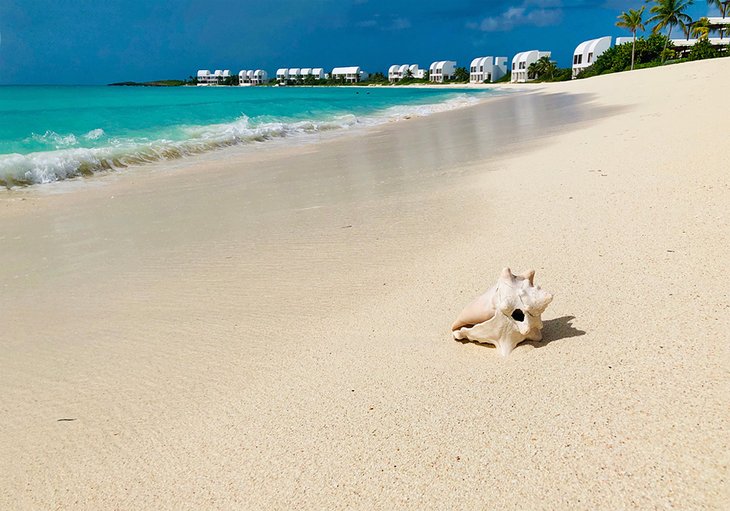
[[0, 93, 485, 188]]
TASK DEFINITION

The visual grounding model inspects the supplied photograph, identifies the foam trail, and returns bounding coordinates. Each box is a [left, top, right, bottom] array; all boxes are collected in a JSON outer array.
[[0, 92, 492, 188]]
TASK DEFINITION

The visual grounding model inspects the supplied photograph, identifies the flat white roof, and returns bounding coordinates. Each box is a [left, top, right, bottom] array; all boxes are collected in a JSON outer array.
[[332, 66, 361, 74], [707, 17, 730, 25]]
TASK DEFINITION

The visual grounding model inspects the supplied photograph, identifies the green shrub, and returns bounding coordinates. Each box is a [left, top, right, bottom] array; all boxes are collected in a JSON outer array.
[[577, 33, 673, 78], [453, 67, 470, 82], [688, 39, 720, 60]]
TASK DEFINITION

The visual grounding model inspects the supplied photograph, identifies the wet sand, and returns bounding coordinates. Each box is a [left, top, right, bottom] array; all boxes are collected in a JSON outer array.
[[1, 59, 728, 510]]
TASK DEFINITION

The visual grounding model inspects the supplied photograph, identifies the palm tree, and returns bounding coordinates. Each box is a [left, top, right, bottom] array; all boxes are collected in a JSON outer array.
[[706, 0, 727, 18], [616, 6, 646, 70], [691, 17, 712, 39], [707, 0, 729, 39], [527, 57, 557, 81], [647, 0, 695, 62], [538, 56, 557, 80]]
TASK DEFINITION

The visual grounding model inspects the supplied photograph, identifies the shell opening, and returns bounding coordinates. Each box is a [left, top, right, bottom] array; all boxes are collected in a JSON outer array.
[[511, 309, 525, 322]]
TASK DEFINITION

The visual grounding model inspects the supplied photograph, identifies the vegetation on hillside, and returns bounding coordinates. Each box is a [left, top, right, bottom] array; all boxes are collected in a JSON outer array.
[[579, 0, 728, 79], [578, 33, 675, 78]]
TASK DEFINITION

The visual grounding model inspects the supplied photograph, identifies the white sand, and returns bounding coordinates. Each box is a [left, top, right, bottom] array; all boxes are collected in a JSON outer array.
[[0, 59, 728, 510]]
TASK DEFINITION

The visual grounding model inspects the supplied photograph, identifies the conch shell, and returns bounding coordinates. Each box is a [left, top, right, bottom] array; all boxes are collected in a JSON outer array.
[[452, 268, 553, 356]]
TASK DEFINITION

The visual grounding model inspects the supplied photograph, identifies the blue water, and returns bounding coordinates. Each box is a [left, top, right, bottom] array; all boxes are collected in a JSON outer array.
[[0, 85, 492, 186]]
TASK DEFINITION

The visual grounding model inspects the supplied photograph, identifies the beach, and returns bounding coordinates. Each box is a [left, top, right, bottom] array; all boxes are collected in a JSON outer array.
[[1, 58, 728, 510]]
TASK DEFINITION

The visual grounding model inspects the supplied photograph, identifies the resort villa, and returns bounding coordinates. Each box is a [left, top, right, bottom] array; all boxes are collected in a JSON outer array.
[[301, 68, 326, 80], [196, 69, 232, 85], [331, 67, 369, 83], [239, 70, 252, 85], [510, 51, 551, 83], [469, 56, 508, 83], [239, 70, 268, 86], [276, 68, 289, 83], [670, 17, 730, 56], [572, 36, 612, 78], [198, 13, 729, 89], [387, 64, 425, 82], [428, 61, 457, 82], [196, 70, 211, 85]]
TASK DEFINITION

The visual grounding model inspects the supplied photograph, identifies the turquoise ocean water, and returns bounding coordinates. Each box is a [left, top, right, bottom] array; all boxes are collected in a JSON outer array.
[[0, 86, 492, 187]]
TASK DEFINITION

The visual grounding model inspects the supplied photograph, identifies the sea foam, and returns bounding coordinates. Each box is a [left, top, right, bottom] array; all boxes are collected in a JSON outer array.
[[0, 92, 488, 188]]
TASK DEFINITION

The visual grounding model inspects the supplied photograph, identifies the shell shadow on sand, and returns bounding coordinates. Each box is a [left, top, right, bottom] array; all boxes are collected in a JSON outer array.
[[456, 315, 586, 351], [523, 315, 586, 349]]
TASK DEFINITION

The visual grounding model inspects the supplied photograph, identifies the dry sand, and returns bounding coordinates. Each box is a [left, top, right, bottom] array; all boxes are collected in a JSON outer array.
[[1, 59, 728, 510]]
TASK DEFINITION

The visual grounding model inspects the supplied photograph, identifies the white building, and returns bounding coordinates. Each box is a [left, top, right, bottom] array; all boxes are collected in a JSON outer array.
[[469, 56, 508, 83], [276, 68, 289, 83], [671, 37, 730, 56], [707, 16, 730, 36], [288, 68, 302, 81], [196, 69, 212, 86], [252, 70, 268, 85], [510, 51, 551, 83], [428, 61, 457, 82], [199, 69, 231, 85], [239, 70, 251, 85], [616, 37, 633, 45], [238, 69, 267, 86], [293, 68, 326, 81], [388, 64, 423, 82], [331, 66, 367, 83], [670, 17, 730, 54], [572, 36, 612, 78]]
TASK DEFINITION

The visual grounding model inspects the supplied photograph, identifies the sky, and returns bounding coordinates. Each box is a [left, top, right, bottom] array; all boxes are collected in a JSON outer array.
[[0, 0, 718, 84]]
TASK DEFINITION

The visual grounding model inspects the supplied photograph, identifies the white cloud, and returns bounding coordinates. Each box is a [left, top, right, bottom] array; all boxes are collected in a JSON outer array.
[[471, 1, 563, 32], [356, 15, 412, 31]]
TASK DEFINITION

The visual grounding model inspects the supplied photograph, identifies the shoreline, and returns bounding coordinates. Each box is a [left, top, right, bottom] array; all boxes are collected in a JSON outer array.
[[1, 59, 728, 509], [0, 86, 507, 189]]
